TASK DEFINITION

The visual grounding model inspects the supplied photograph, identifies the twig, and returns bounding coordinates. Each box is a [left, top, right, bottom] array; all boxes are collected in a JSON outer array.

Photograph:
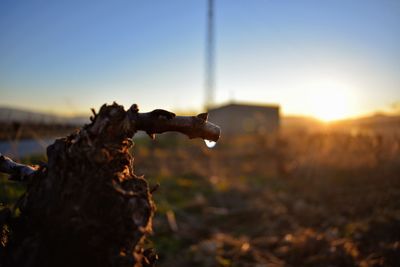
[[0, 153, 37, 181], [128, 107, 220, 142]]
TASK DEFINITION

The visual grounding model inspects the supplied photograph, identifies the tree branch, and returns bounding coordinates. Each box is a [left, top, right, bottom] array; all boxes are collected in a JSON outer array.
[[0, 153, 37, 181], [128, 107, 221, 142]]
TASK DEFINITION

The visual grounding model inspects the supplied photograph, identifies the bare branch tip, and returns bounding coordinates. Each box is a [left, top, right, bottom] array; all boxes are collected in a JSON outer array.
[[197, 113, 209, 121]]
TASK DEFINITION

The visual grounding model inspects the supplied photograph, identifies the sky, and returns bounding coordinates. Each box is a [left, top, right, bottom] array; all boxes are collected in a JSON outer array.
[[0, 0, 399, 121]]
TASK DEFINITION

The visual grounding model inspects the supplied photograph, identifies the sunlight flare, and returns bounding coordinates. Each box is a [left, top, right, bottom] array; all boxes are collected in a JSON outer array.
[[307, 85, 357, 122]]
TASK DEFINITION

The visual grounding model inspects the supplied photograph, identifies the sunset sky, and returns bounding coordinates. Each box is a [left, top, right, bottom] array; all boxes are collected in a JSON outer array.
[[0, 0, 399, 121]]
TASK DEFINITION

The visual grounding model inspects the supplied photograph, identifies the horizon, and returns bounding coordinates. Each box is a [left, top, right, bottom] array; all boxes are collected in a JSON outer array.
[[1, 101, 399, 124], [1, 1, 399, 121]]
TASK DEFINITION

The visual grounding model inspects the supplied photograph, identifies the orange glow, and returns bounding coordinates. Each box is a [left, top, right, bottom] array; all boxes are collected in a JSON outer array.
[[306, 85, 357, 122]]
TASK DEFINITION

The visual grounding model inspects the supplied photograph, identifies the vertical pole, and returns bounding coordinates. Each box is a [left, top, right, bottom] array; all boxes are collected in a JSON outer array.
[[205, 0, 215, 110]]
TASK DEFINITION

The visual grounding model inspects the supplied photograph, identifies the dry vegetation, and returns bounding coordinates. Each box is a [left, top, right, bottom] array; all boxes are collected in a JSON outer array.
[[134, 131, 400, 267], [1, 129, 400, 266]]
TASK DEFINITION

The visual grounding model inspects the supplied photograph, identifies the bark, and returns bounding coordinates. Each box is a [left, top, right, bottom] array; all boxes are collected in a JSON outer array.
[[0, 103, 220, 267]]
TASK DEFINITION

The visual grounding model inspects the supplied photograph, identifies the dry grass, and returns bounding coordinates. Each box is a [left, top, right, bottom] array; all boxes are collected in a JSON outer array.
[[1, 130, 400, 266], [134, 131, 400, 267]]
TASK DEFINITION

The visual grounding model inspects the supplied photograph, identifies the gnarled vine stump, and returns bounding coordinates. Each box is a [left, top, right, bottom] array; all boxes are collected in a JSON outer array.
[[0, 103, 220, 267]]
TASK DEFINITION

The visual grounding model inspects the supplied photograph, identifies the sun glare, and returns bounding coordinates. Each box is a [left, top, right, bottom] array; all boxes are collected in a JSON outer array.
[[307, 86, 355, 122]]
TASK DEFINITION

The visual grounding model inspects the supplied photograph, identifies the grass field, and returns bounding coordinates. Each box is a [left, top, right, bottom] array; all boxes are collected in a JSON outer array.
[[1, 131, 400, 266]]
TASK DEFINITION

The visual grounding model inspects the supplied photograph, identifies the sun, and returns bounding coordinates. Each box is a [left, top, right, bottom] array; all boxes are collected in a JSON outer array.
[[307, 86, 355, 122]]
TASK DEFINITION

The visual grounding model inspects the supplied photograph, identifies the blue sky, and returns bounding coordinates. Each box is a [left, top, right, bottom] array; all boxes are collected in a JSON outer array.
[[0, 0, 399, 120]]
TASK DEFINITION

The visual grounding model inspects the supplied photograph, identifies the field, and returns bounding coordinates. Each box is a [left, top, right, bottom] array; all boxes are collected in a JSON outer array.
[[1, 130, 400, 266]]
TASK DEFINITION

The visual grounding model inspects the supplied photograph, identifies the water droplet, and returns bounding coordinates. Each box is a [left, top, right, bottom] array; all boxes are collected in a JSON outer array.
[[204, 139, 217, 148]]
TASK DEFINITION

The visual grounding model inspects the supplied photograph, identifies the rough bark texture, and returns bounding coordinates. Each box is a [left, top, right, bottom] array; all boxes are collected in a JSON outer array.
[[0, 102, 219, 267]]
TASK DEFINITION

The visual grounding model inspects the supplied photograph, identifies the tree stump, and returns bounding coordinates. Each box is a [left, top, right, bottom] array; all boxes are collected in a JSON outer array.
[[0, 103, 220, 267]]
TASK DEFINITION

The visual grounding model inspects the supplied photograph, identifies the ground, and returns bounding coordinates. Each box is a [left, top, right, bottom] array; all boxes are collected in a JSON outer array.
[[1, 131, 400, 266]]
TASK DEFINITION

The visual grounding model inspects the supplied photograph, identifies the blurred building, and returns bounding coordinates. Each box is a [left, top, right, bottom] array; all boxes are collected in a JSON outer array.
[[208, 102, 280, 135]]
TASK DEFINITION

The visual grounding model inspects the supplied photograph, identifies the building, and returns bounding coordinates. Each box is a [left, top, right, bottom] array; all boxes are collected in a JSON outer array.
[[208, 102, 280, 135]]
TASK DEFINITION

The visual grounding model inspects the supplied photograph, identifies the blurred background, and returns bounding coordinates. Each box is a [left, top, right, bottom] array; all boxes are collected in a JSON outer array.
[[1, 0, 399, 266]]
